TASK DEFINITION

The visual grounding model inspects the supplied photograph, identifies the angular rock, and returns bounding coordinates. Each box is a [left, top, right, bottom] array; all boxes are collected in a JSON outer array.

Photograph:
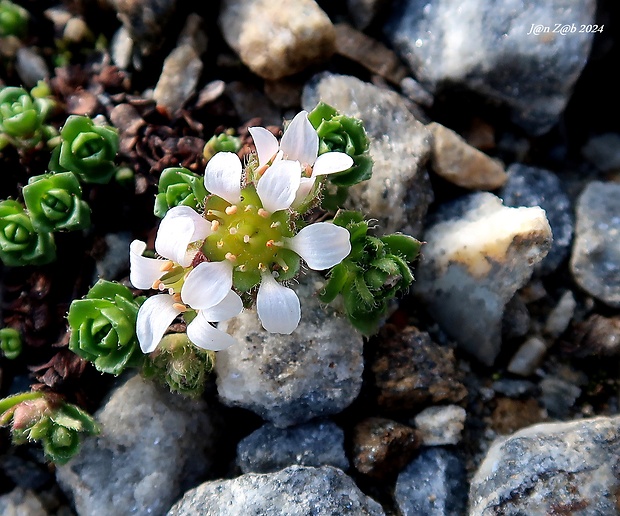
[[395, 447, 467, 516], [219, 0, 336, 80], [544, 290, 577, 338], [507, 336, 548, 377], [216, 272, 364, 428], [570, 181, 620, 307], [56, 375, 218, 516], [334, 23, 408, 85], [539, 376, 581, 419], [352, 417, 420, 478], [428, 122, 508, 190], [153, 14, 207, 115], [94, 232, 132, 281], [386, 0, 596, 135], [500, 164, 573, 275], [371, 326, 467, 411], [168, 465, 385, 515], [571, 314, 620, 357], [302, 73, 433, 236], [413, 405, 467, 446], [15, 47, 50, 88], [237, 420, 349, 474], [414, 193, 552, 365], [490, 397, 546, 435], [470, 416, 620, 515]]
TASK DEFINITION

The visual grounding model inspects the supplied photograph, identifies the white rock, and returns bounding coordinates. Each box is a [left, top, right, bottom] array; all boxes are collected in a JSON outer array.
[[413, 405, 467, 445]]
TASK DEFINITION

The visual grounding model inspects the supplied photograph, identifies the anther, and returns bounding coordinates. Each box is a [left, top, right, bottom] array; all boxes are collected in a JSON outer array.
[[211, 220, 220, 231], [270, 221, 281, 229], [243, 234, 250, 243], [217, 239, 224, 248], [225, 205, 238, 215], [236, 264, 247, 272], [172, 293, 182, 302], [152, 279, 163, 290], [159, 261, 173, 272], [225, 252, 237, 262], [244, 204, 254, 212], [172, 303, 187, 312], [229, 227, 237, 235], [303, 163, 313, 177], [258, 208, 269, 218], [266, 239, 275, 247]]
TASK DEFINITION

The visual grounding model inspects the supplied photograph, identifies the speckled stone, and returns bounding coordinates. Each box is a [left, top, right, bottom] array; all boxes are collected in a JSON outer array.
[[303, 73, 433, 236], [219, 0, 336, 80], [470, 416, 620, 515], [215, 272, 364, 428], [168, 466, 385, 515], [570, 181, 620, 307]]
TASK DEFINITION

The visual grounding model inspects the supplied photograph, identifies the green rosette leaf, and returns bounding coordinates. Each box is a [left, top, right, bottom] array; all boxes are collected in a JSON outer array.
[[0, 327, 21, 359], [50, 115, 119, 184], [154, 167, 209, 218], [0, 0, 29, 38], [307, 102, 372, 188], [22, 172, 91, 232], [321, 210, 421, 335], [67, 279, 144, 375], [0, 200, 56, 266]]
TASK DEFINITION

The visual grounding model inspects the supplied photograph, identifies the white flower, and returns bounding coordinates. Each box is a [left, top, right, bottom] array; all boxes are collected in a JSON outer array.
[[136, 290, 243, 353], [197, 151, 351, 334], [129, 206, 211, 290], [248, 111, 354, 206]]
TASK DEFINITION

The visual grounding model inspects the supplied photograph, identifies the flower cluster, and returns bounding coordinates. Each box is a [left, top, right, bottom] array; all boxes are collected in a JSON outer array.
[[0, 391, 99, 464], [131, 111, 355, 353]]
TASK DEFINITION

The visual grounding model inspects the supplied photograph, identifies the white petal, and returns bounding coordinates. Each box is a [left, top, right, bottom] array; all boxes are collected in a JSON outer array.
[[129, 240, 164, 290], [256, 160, 301, 213], [201, 290, 243, 322], [291, 177, 317, 209], [187, 312, 239, 351], [181, 260, 233, 309], [279, 111, 318, 166], [312, 152, 354, 177], [136, 295, 182, 353], [204, 152, 242, 204], [155, 206, 211, 266], [287, 223, 351, 270], [257, 273, 301, 334], [249, 126, 279, 167]]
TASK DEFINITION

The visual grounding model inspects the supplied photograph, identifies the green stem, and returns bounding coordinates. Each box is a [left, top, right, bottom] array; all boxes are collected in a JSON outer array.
[[0, 391, 43, 414]]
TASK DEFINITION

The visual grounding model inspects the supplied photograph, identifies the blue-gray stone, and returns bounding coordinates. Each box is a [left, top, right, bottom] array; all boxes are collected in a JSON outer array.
[[500, 164, 573, 275], [470, 416, 620, 515], [385, 0, 596, 135], [168, 466, 385, 515], [570, 181, 620, 307], [237, 420, 349, 474], [395, 447, 467, 516]]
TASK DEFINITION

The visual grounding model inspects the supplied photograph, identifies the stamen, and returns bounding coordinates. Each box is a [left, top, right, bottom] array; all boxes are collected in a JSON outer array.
[[229, 227, 237, 235], [257, 262, 267, 272], [207, 209, 226, 218], [225, 252, 237, 262], [276, 257, 290, 272], [152, 279, 163, 290], [256, 164, 269, 177], [258, 208, 269, 218], [270, 221, 281, 229], [303, 163, 313, 177], [244, 204, 254, 212], [172, 293, 182, 302], [225, 205, 238, 215], [211, 220, 220, 231], [236, 264, 247, 272], [243, 234, 250, 243], [172, 303, 187, 312], [168, 288, 174, 295], [266, 240, 284, 248], [217, 239, 224, 248], [159, 261, 173, 272]]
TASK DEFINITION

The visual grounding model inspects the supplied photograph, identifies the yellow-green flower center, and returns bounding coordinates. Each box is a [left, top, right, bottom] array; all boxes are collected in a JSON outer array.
[[202, 185, 300, 291]]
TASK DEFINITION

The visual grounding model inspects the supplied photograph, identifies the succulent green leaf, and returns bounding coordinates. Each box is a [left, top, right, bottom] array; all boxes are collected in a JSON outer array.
[[0, 327, 22, 359], [381, 234, 422, 262], [154, 167, 209, 218], [0, 0, 29, 38], [22, 172, 91, 232]]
